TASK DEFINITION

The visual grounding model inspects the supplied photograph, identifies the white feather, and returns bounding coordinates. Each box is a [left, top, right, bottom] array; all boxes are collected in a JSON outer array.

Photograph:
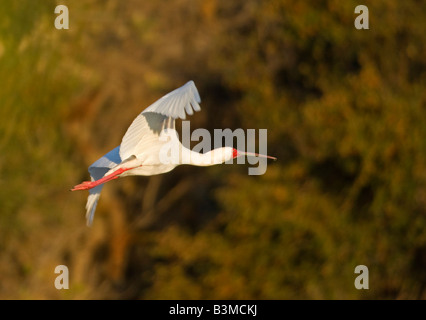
[[85, 146, 121, 226], [119, 81, 201, 160]]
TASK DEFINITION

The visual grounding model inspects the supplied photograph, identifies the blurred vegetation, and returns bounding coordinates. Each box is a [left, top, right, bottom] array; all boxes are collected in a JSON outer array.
[[0, 0, 425, 299]]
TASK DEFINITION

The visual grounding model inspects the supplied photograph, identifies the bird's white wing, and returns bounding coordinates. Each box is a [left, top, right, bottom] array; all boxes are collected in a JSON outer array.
[[86, 146, 122, 226], [142, 80, 201, 119], [119, 81, 201, 160]]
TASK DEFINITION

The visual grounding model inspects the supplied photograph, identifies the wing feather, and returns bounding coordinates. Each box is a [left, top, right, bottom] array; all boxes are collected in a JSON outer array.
[[119, 81, 201, 160], [142, 81, 200, 118], [85, 146, 121, 226]]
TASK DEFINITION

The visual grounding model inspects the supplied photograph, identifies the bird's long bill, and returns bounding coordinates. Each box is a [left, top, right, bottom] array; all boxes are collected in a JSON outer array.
[[240, 151, 277, 160]]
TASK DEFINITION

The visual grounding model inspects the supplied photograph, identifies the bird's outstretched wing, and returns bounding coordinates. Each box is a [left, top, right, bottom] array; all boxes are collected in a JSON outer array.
[[142, 80, 201, 119], [86, 146, 121, 226], [119, 81, 201, 161]]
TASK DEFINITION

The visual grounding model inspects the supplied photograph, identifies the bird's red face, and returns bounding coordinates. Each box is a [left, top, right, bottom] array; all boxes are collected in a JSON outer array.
[[232, 148, 239, 159]]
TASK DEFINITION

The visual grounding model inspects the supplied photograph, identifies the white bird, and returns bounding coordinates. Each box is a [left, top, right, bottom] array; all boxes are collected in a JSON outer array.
[[72, 81, 276, 225]]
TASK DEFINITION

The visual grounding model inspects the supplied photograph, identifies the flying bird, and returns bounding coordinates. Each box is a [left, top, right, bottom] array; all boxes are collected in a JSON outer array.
[[72, 81, 276, 225]]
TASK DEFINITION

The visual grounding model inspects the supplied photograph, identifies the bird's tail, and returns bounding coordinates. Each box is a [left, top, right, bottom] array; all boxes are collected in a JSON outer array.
[[86, 185, 103, 226]]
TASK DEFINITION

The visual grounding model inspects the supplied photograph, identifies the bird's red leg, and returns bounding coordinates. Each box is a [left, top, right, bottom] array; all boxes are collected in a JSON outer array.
[[71, 166, 136, 191]]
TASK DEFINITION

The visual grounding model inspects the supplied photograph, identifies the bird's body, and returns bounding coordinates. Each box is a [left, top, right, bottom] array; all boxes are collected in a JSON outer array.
[[72, 81, 275, 225]]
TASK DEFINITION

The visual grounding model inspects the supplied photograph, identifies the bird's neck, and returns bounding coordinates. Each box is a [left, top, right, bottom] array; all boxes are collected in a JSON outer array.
[[181, 147, 229, 166]]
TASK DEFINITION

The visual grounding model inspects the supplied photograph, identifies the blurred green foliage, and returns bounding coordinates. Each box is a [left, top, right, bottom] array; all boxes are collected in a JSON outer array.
[[0, 0, 425, 299]]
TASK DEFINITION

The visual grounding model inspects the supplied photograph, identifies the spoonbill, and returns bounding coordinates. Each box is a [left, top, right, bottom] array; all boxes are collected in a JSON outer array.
[[72, 81, 276, 225]]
